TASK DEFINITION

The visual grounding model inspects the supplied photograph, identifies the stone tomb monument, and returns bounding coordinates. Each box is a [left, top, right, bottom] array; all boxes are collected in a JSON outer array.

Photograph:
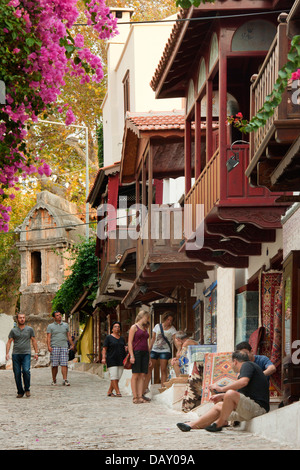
[[16, 191, 86, 355]]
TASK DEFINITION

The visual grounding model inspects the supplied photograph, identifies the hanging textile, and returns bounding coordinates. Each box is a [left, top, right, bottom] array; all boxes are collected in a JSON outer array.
[[260, 271, 283, 397], [203, 281, 217, 345], [182, 362, 203, 413]]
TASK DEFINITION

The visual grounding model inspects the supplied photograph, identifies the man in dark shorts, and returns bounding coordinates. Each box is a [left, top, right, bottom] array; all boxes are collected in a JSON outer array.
[[47, 311, 74, 386], [6, 313, 38, 398], [177, 351, 269, 432]]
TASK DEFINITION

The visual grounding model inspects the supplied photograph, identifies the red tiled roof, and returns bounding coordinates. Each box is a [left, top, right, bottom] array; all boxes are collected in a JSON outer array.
[[125, 110, 186, 131], [150, 1, 286, 95], [125, 111, 218, 133], [87, 161, 120, 204]]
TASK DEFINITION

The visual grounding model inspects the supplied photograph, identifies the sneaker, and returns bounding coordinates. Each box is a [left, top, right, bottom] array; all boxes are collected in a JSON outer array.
[[63, 380, 70, 386], [51, 380, 57, 386]]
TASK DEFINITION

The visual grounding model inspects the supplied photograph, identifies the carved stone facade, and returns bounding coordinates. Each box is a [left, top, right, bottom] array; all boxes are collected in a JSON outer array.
[[16, 191, 86, 351]]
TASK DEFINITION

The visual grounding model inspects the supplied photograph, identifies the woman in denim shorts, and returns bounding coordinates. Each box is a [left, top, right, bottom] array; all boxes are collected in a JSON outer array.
[[146, 311, 177, 390]]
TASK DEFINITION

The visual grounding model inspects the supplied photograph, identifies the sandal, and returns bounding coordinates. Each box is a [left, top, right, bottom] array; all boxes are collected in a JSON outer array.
[[107, 392, 116, 397], [116, 393, 122, 397], [142, 395, 151, 402], [133, 397, 140, 404], [138, 397, 150, 403]]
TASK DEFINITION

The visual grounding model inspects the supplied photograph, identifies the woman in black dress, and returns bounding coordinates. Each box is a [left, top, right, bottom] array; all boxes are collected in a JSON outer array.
[[101, 321, 127, 397]]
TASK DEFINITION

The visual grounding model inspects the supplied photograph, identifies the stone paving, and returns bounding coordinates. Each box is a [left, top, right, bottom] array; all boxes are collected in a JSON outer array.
[[0, 367, 294, 452]]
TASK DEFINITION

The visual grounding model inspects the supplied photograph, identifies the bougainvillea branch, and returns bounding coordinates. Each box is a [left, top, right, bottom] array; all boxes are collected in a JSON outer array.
[[0, 0, 118, 231]]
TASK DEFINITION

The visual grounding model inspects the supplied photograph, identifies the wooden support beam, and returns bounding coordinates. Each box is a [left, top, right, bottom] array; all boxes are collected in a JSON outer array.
[[203, 236, 261, 257], [186, 247, 249, 269], [206, 221, 276, 243], [270, 135, 300, 186]]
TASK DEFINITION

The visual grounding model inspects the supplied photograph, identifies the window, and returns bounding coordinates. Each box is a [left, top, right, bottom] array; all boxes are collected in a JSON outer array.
[[123, 70, 130, 117], [31, 251, 42, 283]]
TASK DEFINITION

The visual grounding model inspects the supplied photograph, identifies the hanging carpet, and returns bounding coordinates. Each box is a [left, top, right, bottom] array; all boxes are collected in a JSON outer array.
[[260, 271, 283, 398]]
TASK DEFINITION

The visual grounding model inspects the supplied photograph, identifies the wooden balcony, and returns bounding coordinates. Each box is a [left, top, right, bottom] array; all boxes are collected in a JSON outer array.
[[184, 144, 290, 268], [122, 205, 211, 308], [246, 19, 300, 192], [185, 148, 220, 240], [98, 227, 137, 299]]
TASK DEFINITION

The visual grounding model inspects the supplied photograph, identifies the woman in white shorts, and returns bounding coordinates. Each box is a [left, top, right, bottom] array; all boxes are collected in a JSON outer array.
[[102, 322, 127, 397]]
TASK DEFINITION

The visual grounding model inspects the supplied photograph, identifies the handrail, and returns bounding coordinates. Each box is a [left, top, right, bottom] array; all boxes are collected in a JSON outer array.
[[185, 148, 220, 238], [249, 22, 289, 161]]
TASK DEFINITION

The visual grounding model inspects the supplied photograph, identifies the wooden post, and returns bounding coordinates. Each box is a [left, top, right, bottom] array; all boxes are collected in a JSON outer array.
[[206, 80, 213, 162], [195, 100, 202, 179], [219, 51, 227, 201], [148, 145, 153, 242], [185, 119, 192, 195]]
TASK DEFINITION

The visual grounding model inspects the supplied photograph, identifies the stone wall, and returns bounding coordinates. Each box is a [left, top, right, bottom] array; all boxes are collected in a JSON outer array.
[[282, 204, 300, 258]]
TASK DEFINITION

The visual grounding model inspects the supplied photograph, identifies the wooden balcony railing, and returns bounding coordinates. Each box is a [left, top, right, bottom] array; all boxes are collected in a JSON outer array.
[[136, 205, 184, 276], [185, 148, 220, 239], [100, 226, 136, 274], [183, 143, 279, 241], [249, 21, 300, 163]]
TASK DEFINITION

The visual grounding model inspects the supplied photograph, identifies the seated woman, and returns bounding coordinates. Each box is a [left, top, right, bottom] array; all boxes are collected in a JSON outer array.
[[171, 331, 198, 377]]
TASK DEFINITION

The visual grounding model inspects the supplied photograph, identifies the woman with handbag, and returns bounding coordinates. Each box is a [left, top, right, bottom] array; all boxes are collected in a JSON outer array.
[[128, 310, 151, 404], [101, 321, 127, 397], [145, 311, 177, 391]]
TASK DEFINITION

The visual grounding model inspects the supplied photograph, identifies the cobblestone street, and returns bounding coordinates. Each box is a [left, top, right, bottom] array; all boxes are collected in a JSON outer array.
[[0, 367, 295, 455]]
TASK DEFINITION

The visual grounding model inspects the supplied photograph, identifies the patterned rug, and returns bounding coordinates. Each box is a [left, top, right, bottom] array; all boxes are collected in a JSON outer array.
[[201, 352, 238, 404], [187, 344, 217, 375], [182, 362, 203, 413], [249, 326, 265, 355], [260, 271, 283, 397]]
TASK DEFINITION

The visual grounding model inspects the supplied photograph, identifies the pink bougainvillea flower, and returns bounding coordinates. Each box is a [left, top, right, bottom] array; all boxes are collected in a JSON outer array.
[[0, 0, 118, 231]]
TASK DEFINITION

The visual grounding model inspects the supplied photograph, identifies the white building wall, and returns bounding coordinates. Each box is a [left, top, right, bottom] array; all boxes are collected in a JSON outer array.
[[282, 204, 300, 258], [247, 229, 283, 280], [216, 267, 235, 352], [103, 14, 183, 168], [191, 226, 284, 350]]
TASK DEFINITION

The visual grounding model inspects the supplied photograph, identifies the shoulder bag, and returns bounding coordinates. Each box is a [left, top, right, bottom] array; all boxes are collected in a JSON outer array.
[[159, 323, 172, 353]]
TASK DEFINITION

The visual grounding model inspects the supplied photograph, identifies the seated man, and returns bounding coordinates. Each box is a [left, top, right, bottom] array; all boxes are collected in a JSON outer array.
[[171, 331, 198, 376], [177, 351, 269, 433], [236, 341, 276, 379]]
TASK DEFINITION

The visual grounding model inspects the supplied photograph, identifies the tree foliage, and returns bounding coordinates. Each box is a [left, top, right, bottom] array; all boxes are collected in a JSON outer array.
[[175, 0, 212, 7], [0, 188, 37, 305], [0, 0, 118, 231], [52, 237, 98, 314]]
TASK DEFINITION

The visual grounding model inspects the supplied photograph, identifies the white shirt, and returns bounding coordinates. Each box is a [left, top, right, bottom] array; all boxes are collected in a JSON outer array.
[[151, 324, 177, 353]]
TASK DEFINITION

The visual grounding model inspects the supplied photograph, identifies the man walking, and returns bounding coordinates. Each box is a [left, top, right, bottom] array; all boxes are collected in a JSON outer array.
[[47, 310, 74, 386], [6, 313, 38, 398], [177, 351, 270, 432]]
